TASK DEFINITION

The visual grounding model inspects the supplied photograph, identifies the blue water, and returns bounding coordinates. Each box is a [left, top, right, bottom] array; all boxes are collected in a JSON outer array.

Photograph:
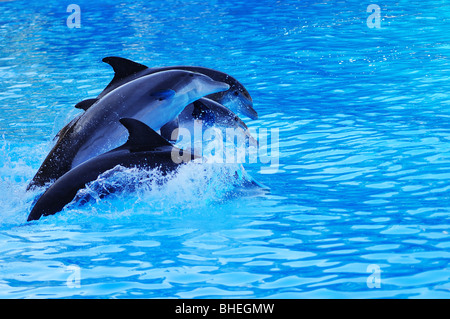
[[1, 0, 450, 298]]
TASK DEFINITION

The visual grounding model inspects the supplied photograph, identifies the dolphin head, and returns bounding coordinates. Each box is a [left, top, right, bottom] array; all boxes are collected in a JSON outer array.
[[147, 70, 230, 106], [192, 98, 258, 147], [202, 75, 256, 120], [181, 71, 231, 101], [175, 69, 257, 120], [137, 70, 228, 98]]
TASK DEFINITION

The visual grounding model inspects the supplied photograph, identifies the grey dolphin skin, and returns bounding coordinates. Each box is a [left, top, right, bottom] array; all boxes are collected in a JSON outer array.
[[27, 70, 229, 190], [97, 56, 257, 120], [27, 118, 198, 221]]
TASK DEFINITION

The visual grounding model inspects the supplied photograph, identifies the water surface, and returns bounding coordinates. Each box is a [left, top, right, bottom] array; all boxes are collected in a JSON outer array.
[[0, 0, 449, 298]]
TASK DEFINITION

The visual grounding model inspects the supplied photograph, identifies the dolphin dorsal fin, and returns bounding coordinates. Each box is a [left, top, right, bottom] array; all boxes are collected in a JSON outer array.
[[119, 118, 173, 151], [102, 56, 148, 82], [74, 98, 98, 111]]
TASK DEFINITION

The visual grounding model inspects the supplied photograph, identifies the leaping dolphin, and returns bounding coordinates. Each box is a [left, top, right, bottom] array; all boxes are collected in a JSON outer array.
[[27, 70, 229, 190], [27, 118, 198, 221], [88, 56, 257, 120]]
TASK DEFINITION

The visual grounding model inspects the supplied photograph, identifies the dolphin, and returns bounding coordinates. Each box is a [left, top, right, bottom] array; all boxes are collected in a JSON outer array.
[[27, 70, 229, 190], [27, 118, 198, 221], [74, 56, 257, 120], [49, 57, 257, 168], [160, 97, 257, 154]]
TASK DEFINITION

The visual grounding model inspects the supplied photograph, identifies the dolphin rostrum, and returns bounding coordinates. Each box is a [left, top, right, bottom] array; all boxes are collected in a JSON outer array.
[[27, 118, 199, 221], [27, 70, 229, 190]]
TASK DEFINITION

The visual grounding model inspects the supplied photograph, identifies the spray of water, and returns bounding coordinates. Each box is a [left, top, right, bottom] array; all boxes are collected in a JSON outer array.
[[0, 125, 267, 226]]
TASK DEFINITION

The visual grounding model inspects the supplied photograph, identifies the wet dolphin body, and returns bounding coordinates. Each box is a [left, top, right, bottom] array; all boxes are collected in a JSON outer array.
[[27, 70, 229, 190], [91, 56, 257, 120], [27, 118, 198, 221]]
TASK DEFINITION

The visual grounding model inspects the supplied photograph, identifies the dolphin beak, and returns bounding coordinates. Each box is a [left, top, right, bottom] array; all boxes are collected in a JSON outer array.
[[212, 80, 230, 93], [239, 97, 258, 120]]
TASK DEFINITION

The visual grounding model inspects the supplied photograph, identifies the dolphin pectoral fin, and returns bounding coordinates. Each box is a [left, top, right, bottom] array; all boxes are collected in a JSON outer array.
[[74, 98, 98, 111], [150, 89, 176, 101], [119, 118, 173, 151], [102, 56, 148, 79], [160, 117, 179, 142]]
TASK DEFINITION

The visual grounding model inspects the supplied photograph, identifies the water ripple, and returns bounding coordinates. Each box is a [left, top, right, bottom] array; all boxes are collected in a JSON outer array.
[[1, 0, 450, 299]]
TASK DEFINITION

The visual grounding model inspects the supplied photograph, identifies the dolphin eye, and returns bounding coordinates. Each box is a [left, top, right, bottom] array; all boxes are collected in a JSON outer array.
[[233, 91, 239, 96]]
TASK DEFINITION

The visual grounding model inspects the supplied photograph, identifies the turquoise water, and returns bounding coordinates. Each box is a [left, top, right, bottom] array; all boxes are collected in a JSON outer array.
[[1, 0, 450, 298]]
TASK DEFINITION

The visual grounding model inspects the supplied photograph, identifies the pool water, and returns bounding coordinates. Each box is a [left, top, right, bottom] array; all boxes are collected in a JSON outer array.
[[1, 0, 450, 298]]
